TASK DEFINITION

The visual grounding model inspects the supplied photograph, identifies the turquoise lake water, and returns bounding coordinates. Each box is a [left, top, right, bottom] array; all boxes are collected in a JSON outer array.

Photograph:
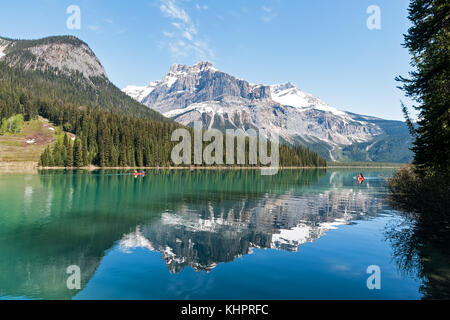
[[0, 169, 446, 300]]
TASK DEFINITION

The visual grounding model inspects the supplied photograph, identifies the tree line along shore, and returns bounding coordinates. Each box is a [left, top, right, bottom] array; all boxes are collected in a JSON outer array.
[[387, 0, 450, 241]]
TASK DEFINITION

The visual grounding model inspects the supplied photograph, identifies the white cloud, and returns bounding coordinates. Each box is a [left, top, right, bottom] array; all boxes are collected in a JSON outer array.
[[163, 31, 175, 38], [261, 6, 277, 23], [88, 25, 100, 31], [160, 0, 190, 23], [159, 0, 213, 60], [196, 3, 208, 11], [182, 31, 193, 40]]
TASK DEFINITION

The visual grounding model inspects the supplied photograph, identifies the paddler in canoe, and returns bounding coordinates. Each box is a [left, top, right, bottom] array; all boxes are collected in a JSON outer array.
[[357, 173, 365, 184], [134, 170, 145, 177]]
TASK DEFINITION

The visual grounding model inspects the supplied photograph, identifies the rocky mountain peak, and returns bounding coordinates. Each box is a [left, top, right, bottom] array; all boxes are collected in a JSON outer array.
[[167, 61, 217, 77], [123, 63, 411, 162], [0, 35, 107, 80], [125, 62, 272, 114], [192, 61, 216, 71], [168, 63, 187, 74], [272, 82, 296, 92]]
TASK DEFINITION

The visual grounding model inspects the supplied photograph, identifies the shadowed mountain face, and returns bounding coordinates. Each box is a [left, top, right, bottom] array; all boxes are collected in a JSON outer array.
[[0, 169, 399, 299], [124, 62, 413, 162]]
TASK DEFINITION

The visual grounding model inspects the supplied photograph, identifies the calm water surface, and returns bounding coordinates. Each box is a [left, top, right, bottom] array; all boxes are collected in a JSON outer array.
[[0, 169, 447, 300]]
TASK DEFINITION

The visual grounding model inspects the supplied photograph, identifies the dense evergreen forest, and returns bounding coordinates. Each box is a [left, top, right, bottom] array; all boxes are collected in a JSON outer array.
[[396, 0, 449, 175], [0, 62, 326, 168], [0, 60, 168, 122], [388, 0, 449, 237]]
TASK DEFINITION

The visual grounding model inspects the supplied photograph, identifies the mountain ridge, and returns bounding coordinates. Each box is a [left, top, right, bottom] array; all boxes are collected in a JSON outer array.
[[123, 62, 412, 162], [1, 36, 326, 168], [0, 35, 170, 122], [0, 35, 107, 80]]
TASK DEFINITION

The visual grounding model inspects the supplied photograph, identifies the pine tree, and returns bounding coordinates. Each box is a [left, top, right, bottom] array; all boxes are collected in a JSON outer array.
[[52, 141, 63, 166], [63, 134, 73, 167], [73, 138, 83, 167], [397, 0, 450, 175], [39, 147, 50, 166], [82, 137, 88, 166]]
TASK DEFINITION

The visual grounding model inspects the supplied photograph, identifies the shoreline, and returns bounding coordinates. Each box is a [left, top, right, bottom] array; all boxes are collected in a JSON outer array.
[[38, 165, 328, 170], [0, 162, 403, 174]]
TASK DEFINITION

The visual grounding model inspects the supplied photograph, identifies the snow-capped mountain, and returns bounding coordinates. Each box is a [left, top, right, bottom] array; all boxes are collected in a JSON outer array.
[[123, 62, 412, 162]]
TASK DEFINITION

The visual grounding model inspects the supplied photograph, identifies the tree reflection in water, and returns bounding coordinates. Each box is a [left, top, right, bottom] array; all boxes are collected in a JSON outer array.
[[385, 217, 450, 300]]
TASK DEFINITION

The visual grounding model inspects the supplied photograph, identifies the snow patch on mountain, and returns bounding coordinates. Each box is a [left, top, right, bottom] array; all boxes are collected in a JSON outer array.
[[163, 102, 226, 118], [270, 83, 347, 117], [119, 226, 155, 253], [164, 76, 178, 88], [123, 82, 158, 102], [270, 218, 347, 252], [0, 39, 10, 59]]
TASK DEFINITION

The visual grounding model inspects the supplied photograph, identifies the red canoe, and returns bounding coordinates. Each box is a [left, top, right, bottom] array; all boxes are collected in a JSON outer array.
[[134, 172, 145, 177]]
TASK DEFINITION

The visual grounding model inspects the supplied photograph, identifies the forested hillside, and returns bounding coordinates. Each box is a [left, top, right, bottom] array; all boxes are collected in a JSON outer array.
[[0, 35, 326, 168], [0, 64, 326, 168], [0, 62, 169, 122]]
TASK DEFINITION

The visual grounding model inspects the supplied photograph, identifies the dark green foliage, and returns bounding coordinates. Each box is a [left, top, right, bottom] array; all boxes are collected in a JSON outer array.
[[388, 1, 450, 267], [279, 144, 327, 167], [396, 0, 450, 175], [36, 103, 179, 167], [73, 138, 83, 167], [0, 59, 169, 122], [388, 165, 450, 229], [63, 134, 73, 167], [39, 147, 51, 167]]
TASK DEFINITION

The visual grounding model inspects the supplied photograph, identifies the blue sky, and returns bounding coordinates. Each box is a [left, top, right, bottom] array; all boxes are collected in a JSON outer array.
[[0, 0, 415, 120]]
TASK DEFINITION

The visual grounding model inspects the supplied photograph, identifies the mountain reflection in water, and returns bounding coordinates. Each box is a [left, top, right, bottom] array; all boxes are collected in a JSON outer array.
[[1, 169, 445, 300], [119, 183, 383, 273]]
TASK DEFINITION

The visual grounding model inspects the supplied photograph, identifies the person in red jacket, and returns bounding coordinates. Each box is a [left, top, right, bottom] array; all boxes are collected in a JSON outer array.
[[357, 173, 365, 184]]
